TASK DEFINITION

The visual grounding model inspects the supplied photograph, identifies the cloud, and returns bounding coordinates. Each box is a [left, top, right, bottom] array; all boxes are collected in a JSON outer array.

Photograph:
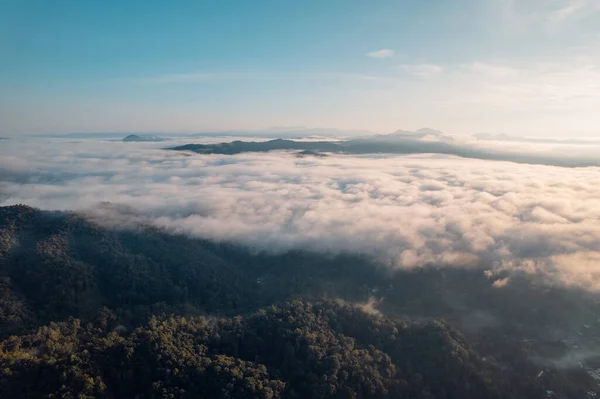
[[492, 277, 510, 288], [2, 137, 600, 292], [366, 49, 395, 59], [547, 1, 586, 24], [399, 63, 444, 78], [545, 0, 600, 26], [494, 0, 600, 31], [399, 55, 600, 135], [461, 62, 517, 78]]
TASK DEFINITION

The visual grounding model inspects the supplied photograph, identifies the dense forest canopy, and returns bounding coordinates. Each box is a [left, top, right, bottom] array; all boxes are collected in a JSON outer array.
[[0, 205, 597, 398]]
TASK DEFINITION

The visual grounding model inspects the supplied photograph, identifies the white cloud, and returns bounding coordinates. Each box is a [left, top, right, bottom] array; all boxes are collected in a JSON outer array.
[[492, 277, 510, 288], [494, 0, 600, 31], [399, 63, 444, 78], [461, 62, 517, 78], [2, 137, 600, 292], [390, 55, 600, 136], [545, 0, 600, 25], [366, 49, 395, 59]]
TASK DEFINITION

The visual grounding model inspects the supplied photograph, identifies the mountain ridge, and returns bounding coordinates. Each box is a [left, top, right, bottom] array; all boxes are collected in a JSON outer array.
[[123, 134, 167, 142], [170, 136, 600, 167], [0, 205, 596, 398]]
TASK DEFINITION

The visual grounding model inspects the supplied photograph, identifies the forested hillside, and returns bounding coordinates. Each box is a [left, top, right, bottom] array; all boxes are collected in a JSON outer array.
[[0, 204, 385, 336], [1, 300, 543, 399], [0, 205, 593, 398]]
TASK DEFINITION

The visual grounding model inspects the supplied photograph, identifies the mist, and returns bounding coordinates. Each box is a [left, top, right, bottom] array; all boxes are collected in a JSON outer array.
[[1, 135, 600, 293]]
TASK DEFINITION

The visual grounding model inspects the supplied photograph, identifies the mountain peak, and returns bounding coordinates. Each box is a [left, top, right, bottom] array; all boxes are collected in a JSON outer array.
[[383, 128, 451, 142], [123, 134, 166, 142], [416, 128, 445, 136]]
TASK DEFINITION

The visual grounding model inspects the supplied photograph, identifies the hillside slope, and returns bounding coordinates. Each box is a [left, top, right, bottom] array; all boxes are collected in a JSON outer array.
[[0, 205, 594, 398]]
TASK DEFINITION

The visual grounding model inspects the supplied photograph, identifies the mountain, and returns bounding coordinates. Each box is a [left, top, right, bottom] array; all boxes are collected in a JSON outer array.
[[188, 127, 377, 139], [0, 204, 597, 398], [378, 128, 453, 142], [27, 133, 135, 139], [0, 299, 525, 399], [474, 133, 600, 145], [170, 136, 458, 156], [262, 126, 376, 138], [174, 138, 341, 155], [171, 135, 600, 167], [123, 134, 167, 142], [26, 132, 172, 140]]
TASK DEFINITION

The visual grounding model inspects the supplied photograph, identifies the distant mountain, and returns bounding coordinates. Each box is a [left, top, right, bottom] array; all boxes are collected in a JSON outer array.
[[189, 127, 377, 139], [380, 128, 453, 142], [263, 126, 376, 138], [171, 136, 600, 167], [474, 133, 600, 145], [296, 149, 328, 157], [25, 132, 173, 140], [29, 132, 132, 139], [174, 138, 341, 154], [171, 136, 458, 156], [123, 134, 166, 142], [0, 136, 9, 140]]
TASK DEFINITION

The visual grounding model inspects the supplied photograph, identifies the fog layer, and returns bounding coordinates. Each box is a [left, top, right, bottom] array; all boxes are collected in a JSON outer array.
[[1, 137, 599, 291]]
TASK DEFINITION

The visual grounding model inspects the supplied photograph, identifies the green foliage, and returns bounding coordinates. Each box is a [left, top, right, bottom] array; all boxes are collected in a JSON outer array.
[[0, 205, 588, 398], [1, 300, 532, 399]]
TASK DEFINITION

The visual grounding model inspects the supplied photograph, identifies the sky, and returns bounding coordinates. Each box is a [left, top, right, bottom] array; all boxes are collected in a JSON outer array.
[[1, 0, 599, 137]]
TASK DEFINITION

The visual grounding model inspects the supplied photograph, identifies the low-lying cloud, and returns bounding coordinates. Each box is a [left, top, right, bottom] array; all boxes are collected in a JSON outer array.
[[1, 137, 599, 291]]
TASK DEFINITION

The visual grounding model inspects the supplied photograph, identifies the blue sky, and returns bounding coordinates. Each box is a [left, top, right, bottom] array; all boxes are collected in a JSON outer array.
[[1, 0, 599, 136]]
